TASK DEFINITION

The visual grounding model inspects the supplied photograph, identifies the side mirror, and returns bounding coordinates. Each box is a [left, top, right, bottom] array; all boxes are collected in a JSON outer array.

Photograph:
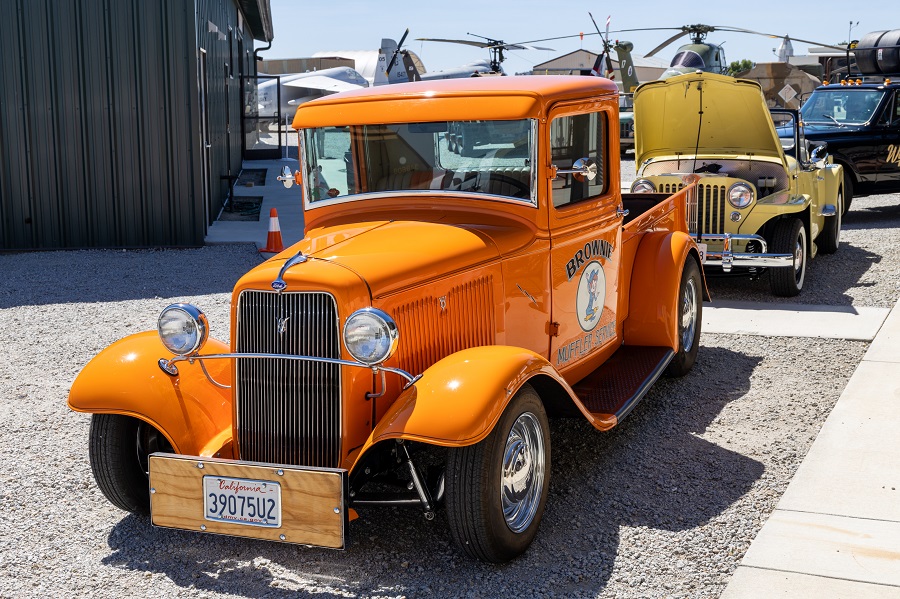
[[277, 165, 296, 189], [552, 157, 598, 182], [810, 144, 828, 168]]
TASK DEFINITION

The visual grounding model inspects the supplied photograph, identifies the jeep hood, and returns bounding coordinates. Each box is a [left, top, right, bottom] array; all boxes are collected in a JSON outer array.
[[633, 73, 785, 165], [252, 219, 533, 298]]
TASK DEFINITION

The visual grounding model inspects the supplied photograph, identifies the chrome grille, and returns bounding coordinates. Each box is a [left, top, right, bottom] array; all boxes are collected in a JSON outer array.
[[235, 291, 341, 468], [392, 277, 495, 375], [696, 184, 727, 235], [653, 182, 726, 235]]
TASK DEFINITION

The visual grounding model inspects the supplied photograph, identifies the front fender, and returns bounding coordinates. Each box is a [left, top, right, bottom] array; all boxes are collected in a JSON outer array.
[[625, 230, 706, 348], [355, 346, 571, 460], [68, 331, 234, 457]]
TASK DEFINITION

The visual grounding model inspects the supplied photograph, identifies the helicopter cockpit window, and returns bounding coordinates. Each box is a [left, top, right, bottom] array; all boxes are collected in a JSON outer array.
[[670, 51, 705, 69]]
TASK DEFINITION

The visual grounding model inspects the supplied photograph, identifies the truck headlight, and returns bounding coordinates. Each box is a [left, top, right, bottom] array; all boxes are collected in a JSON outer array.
[[631, 179, 656, 193], [158, 304, 209, 356], [728, 182, 754, 208], [343, 308, 399, 366]]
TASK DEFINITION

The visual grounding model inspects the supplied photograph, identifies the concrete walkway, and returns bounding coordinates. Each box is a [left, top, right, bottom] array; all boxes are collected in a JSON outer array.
[[704, 300, 891, 341], [204, 159, 305, 251], [722, 300, 900, 597]]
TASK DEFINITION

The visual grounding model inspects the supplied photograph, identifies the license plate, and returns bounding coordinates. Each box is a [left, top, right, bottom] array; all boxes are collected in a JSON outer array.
[[697, 242, 708, 264], [150, 454, 347, 548], [203, 476, 281, 527]]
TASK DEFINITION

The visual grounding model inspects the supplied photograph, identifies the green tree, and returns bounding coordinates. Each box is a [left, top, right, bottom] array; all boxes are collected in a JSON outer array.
[[727, 59, 754, 76]]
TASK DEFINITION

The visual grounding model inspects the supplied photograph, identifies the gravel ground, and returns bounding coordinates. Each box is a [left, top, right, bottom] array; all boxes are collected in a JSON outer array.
[[0, 182, 897, 597]]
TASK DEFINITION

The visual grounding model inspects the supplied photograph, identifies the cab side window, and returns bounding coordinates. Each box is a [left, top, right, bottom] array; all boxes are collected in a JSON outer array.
[[550, 112, 607, 208]]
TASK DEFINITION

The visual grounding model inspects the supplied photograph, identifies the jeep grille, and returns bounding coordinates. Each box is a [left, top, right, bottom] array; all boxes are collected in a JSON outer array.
[[656, 182, 727, 235], [234, 291, 341, 468]]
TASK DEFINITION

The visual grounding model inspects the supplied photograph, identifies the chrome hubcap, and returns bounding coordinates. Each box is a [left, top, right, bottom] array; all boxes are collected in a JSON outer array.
[[501, 412, 545, 533], [680, 277, 698, 351]]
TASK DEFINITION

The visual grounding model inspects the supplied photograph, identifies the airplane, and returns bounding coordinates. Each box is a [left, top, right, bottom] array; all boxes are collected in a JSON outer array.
[[256, 66, 369, 123]]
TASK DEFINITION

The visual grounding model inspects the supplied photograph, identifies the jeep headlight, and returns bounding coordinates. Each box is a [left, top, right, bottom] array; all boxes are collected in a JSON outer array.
[[728, 182, 754, 208], [631, 179, 656, 193], [343, 308, 399, 366], [158, 304, 209, 356]]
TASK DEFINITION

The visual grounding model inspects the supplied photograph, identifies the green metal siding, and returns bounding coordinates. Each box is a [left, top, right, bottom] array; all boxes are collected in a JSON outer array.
[[0, 0, 257, 249]]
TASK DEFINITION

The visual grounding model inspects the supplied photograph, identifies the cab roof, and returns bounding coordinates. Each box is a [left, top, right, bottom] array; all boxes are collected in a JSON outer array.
[[292, 76, 619, 128]]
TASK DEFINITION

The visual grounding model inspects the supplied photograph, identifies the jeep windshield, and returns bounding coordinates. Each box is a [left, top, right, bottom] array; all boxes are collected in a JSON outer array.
[[800, 89, 885, 126], [301, 119, 535, 205]]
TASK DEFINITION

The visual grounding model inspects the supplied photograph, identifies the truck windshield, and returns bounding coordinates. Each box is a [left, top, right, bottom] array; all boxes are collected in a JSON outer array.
[[800, 89, 885, 126], [302, 120, 534, 204]]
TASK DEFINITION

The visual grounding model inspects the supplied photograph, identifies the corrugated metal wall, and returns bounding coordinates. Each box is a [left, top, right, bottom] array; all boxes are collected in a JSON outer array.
[[0, 0, 254, 250]]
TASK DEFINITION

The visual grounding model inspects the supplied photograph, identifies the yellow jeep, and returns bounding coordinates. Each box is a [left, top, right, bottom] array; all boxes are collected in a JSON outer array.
[[629, 72, 844, 296]]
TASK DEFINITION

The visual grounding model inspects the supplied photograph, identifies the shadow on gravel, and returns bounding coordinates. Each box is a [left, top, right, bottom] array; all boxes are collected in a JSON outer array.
[[0, 246, 263, 309], [100, 345, 763, 597], [704, 241, 881, 306], [842, 202, 900, 230]]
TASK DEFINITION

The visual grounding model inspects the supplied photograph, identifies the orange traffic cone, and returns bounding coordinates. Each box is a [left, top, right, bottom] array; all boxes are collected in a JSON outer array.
[[259, 208, 284, 254]]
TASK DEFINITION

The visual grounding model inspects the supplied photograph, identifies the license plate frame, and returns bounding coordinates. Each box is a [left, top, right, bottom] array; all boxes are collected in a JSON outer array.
[[202, 475, 282, 528], [149, 453, 347, 549]]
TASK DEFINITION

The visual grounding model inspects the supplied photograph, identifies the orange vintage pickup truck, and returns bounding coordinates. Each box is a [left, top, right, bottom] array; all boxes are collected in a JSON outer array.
[[69, 76, 707, 563]]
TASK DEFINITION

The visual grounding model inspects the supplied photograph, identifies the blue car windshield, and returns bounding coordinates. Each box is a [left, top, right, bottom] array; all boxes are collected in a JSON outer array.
[[800, 89, 885, 126]]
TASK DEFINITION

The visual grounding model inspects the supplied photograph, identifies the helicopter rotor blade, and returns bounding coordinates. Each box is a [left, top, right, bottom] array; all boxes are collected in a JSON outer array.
[[706, 25, 846, 51], [415, 37, 493, 49], [645, 31, 691, 57]]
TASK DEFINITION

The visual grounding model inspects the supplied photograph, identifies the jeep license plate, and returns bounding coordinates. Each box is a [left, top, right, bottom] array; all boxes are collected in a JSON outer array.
[[203, 475, 281, 527], [697, 243, 708, 264]]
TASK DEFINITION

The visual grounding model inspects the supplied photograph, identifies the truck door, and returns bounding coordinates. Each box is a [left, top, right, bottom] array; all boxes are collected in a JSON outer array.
[[876, 89, 900, 185], [547, 107, 623, 377]]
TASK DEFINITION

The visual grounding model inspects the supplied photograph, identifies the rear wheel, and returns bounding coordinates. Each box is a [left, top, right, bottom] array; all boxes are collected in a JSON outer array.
[[666, 258, 702, 377], [817, 190, 842, 254], [842, 171, 853, 214], [769, 218, 807, 297], [445, 384, 550, 563], [89, 414, 172, 514]]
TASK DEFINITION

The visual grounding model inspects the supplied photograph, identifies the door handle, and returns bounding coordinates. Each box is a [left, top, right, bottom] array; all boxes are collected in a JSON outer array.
[[616, 206, 630, 218]]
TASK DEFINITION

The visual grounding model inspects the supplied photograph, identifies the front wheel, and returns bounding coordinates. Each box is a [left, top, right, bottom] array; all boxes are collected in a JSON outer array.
[[89, 414, 172, 514], [445, 384, 550, 563], [666, 257, 702, 377], [769, 218, 807, 297], [817, 190, 842, 254]]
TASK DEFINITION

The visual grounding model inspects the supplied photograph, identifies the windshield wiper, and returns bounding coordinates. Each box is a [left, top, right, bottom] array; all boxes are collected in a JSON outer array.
[[821, 114, 844, 127]]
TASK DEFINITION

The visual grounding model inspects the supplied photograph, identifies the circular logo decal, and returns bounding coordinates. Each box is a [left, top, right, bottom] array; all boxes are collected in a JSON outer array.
[[576, 261, 606, 332]]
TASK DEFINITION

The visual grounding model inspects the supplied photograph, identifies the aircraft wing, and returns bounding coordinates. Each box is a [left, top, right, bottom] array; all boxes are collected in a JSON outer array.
[[283, 75, 366, 93]]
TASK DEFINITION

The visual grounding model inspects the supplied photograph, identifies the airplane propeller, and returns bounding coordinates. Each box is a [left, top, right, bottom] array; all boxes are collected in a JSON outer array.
[[385, 28, 411, 76]]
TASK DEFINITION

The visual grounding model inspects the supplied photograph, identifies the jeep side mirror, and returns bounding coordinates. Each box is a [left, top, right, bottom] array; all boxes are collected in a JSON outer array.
[[810, 144, 828, 167]]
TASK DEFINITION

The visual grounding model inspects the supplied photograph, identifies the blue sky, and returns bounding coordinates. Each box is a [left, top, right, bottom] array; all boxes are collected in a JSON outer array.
[[266, 1, 887, 75]]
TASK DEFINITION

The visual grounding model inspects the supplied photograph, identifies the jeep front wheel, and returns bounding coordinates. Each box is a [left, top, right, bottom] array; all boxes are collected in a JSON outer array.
[[769, 218, 807, 297], [445, 384, 550, 563], [817, 190, 842, 254]]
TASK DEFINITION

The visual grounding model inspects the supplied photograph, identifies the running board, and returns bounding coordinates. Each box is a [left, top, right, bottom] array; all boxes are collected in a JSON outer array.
[[572, 346, 674, 430]]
